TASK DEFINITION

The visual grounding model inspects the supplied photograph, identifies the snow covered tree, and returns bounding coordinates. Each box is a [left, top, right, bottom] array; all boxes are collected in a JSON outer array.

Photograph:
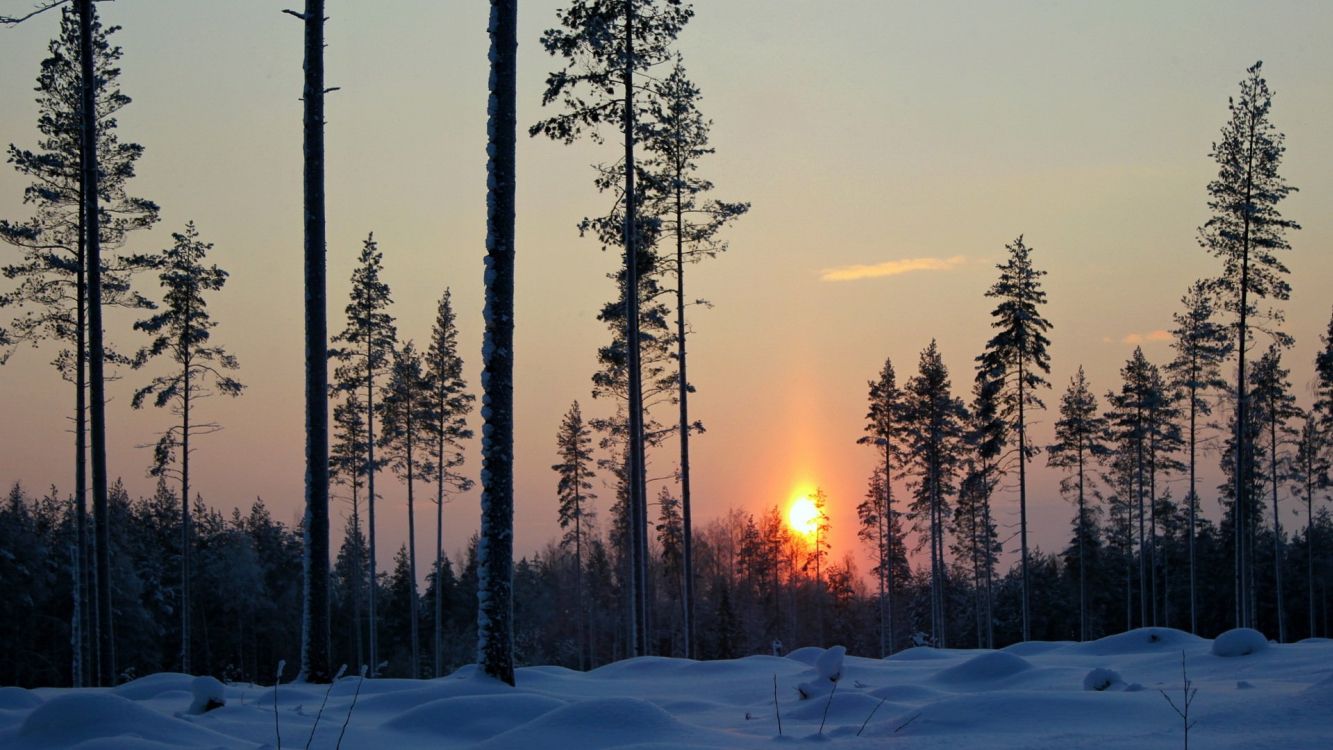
[[478, 0, 517, 686], [423, 288, 474, 677], [1250, 345, 1299, 641], [380, 342, 430, 677], [1046, 366, 1108, 641], [533, 0, 693, 656], [130, 222, 243, 673], [904, 340, 967, 647], [857, 357, 906, 655], [1199, 61, 1299, 629], [976, 235, 1052, 641], [330, 233, 397, 674], [1167, 281, 1231, 632], [554, 401, 596, 668]]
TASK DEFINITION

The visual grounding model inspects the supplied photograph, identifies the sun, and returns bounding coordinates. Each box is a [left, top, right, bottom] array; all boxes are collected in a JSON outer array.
[[788, 495, 819, 537]]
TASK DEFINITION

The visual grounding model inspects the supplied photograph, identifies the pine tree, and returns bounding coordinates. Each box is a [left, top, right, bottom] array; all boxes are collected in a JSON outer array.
[[533, 0, 693, 656], [976, 235, 1052, 641], [1047, 367, 1108, 641], [1199, 61, 1299, 630], [1145, 364, 1184, 627], [1316, 310, 1333, 435], [478, 0, 517, 686], [1167, 281, 1231, 632], [330, 233, 397, 674], [641, 59, 748, 658], [130, 222, 243, 673], [423, 289, 474, 677], [857, 357, 905, 656], [961, 376, 1005, 647], [1250, 345, 1299, 641], [380, 342, 430, 677], [554, 401, 596, 668], [904, 340, 967, 647]]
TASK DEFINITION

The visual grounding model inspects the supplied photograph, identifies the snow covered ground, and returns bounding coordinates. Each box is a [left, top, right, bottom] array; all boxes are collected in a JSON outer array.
[[1, 627, 1329, 749]]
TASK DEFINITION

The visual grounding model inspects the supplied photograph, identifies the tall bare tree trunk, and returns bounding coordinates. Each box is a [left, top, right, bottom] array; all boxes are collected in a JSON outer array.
[[477, 0, 517, 686], [297, 0, 332, 683]]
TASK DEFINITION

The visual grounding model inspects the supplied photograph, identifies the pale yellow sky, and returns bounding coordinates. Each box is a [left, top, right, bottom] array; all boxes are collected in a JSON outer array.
[[1, 1, 1330, 577]]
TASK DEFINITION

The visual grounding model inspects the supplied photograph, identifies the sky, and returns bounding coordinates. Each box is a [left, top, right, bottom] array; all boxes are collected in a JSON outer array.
[[1, 1, 1331, 583]]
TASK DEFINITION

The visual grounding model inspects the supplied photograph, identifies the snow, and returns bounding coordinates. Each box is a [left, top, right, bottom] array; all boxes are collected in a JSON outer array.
[[1211, 628, 1269, 657], [188, 676, 226, 714], [0, 629, 1328, 749]]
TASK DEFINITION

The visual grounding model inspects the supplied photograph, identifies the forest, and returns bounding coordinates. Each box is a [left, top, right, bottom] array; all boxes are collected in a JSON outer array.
[[1, 0, 1331, 699]]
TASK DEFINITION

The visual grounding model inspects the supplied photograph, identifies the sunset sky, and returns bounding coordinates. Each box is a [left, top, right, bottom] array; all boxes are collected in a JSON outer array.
[[2, 1, 1331, 581]]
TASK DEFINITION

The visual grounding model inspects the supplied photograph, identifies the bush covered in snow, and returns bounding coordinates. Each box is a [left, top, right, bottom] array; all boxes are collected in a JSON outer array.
[[188, 676, 227, 714]]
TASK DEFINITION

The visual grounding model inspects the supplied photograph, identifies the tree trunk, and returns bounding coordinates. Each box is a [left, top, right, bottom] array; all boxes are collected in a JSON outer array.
[[181, 358, 192, 674], [75, 191, 89, 688], [407, 435, 419, 677], [366, 345, 379, 675], [299, 0, 332, 684], [674, 178, 695, 659], [1270, 413, 1285, 642], [1017, 364, 1030, 641], [78, 0, 114, 688], [434, 431, 444, 678], [1189, 381, 1198, 634], [477, 0, 517, 686]]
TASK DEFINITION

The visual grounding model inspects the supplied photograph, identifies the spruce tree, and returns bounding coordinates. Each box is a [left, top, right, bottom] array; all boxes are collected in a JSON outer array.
[[904, 340, 967, 647], [1291, 412, 1329, 638], [1167, 281, 1231, 632], [857, 357, 905, 656], [478, 0, 517, 685], [423, 289, 474, 676], [554, 401, 596, 668], [1199, 61, 1299, 629], [130, 222, 243, 673], [1316, 310, 1333, 435], [1046, 367, 1108, 641], [380, 342, 430, 677], [330, 392, 368, 670], [330, 233, 397, 674], [976, 235, 1052, 641], [1250, 345, 1299, 641]]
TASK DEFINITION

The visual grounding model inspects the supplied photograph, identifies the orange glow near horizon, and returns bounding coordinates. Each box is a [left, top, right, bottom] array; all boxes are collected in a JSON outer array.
[[787, 494, 819, 537]]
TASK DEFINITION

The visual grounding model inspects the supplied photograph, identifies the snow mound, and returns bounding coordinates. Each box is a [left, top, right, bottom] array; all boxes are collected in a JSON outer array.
[[785, 690, 885, 722], [1068, 627, 1203, 656], [383, 693, 564, 742], [475, 697, 715, 750], [1003, 641, 1072, 656], [1212, 628, 1269, 657], [934, 651, 1033, 684], [785, 646, 824, 665], [111, 673, 194, 701], [0, 688, 41, 711], [816, 646, 846, 682], [1082, 667, 1125, 691], [887, 646, 949, 661], [187, 676, 226, 714], [14, 693, 242, 749]]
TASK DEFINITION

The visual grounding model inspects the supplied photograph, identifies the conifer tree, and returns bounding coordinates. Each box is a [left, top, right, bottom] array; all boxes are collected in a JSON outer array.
[[423, 289, 474, 676], [1168, 281, 1231, 632], [1145, 364, 1184, 626], [963, 376, 1005, 647], [1316, 310, 1333, 435], [554, 401, 596, 668], [330, 392, 368, 669], [131, 222, 243, 673], [1291, 412, 1329, 638], [641, 59, 748, 657], [533, 0, 693, 656], [330, 233, 397, 674], [1106, 347, 1161, 627], [380, 342, 430, 677], [1199, 61, 1299, 629], [857, 357, 905, 655], [976, 235, 1052, 641], [1047, 367, 1108, 641], [904, 340, 967, 647], [478, 0, 517, 685], [1250, 345, 1299, 641]]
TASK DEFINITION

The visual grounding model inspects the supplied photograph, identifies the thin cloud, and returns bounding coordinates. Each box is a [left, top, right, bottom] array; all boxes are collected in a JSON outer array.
[[1121, 330, 1172, 345], [820, 255, 968, 282]]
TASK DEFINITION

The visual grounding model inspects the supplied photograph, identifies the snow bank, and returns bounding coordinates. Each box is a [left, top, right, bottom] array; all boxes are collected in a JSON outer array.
[[188, 676, 226, 714], [1211, 628, 1269, 657], [12, 693, 243, 749], [475, 697, 724, 750], [887, 646, 950, 660], [384, 693, 564, 741], [1067, 627, 1204, 656], [0, 687, 41, 711]]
